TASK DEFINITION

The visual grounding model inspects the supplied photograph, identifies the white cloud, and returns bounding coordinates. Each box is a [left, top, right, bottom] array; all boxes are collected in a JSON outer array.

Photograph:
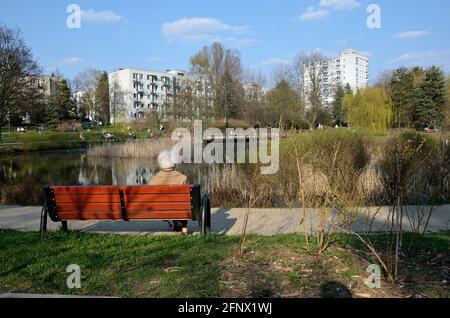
[[262, 58, 291, 65], [161, 18, 248, 43], [319, 0, 361, 11], [58, 57, 85, 65], [392, 50, 450, 68], [298, 7, 330, 21], [393, 31, 431, 39], [81, 9, 122, 23], [298, 0, 359, 22]]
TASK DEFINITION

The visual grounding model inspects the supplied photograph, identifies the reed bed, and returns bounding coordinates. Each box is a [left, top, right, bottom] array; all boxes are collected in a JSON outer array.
[[86, 138, 174, 159]]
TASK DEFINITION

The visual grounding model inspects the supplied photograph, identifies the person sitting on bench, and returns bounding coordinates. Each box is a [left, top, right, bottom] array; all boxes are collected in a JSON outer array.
[[150, 151, 189, 235]]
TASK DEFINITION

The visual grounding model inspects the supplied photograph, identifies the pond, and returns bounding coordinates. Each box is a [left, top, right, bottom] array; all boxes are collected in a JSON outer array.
[[0, 150, 241, 206]]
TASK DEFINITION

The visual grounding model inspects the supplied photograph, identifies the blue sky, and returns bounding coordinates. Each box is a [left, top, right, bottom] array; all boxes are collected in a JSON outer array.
[[1, 0, 449, 84]]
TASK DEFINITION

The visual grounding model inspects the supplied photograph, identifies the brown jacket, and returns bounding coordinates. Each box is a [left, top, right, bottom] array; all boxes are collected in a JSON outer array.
[[149, 169, 187, 186]]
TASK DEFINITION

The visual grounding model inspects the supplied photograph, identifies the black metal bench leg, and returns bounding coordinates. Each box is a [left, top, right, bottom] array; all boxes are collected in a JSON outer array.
[[201, 193, 211, 236], [40, 203, 48, 240], [62, 221, 68, 232]]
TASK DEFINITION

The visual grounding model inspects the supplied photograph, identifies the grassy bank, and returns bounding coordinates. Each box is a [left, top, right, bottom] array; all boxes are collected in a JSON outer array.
[[0, 127, 150, 154], [0, 230, 448, 298]]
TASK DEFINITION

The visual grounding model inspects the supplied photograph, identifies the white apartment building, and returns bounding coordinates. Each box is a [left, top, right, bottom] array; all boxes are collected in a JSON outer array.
[[302, 50, 369, 107], [108, 68, 212, 122]]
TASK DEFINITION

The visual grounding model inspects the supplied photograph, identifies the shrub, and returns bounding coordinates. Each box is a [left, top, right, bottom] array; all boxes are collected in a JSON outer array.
[[56, 121, 81, 133], [378, 131, 433, 204], [287, 129, 370, 203]]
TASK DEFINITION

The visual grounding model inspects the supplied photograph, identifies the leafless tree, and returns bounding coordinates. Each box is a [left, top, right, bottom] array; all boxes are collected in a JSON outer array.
[[0, 25, 43, 141], [109, 74, 127, 125], [294, 51, 335, 128], [72, 68, 102, 121], [242, 69, 267, 124], [190, 42, 244, 127], [270, 62, 295, 87]]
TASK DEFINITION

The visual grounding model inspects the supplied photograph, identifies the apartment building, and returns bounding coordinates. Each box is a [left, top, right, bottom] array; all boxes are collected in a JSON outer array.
[[108, 68, 212, 122], [302, 50, 369, 107], [33, 76, 63, 98]]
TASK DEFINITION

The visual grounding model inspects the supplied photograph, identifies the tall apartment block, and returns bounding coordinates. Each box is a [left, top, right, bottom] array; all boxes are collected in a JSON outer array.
[[108, 68, 212, 122], [302, 50, 369, 107]]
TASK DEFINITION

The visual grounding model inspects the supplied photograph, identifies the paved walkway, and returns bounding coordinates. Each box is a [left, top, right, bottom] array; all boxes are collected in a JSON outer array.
[[1, 205, 449, 235]]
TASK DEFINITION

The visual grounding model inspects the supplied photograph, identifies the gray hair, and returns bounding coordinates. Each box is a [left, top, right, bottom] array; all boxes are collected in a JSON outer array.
[[157, 151, 176, 170]]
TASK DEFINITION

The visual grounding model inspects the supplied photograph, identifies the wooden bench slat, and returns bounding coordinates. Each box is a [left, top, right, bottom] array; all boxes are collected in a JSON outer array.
[[58, 211, 192, 220], [121, 186, 191, 194], [52, 187, 119, 196], [54, 194, 191, 204], [54, 195, 121, 204], [55, 202, 192, 213], [124, 194, 191, 203]]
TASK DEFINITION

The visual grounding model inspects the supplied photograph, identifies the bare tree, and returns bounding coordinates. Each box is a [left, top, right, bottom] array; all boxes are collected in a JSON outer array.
[[0, 25, 42, 141], [243, 69, 267, 124], [190, 42, 244, 127], [294, 51, 335, 128], [73, 68, 101, 121], [109, 74, 127, 125], [270, 62, 295, 87]]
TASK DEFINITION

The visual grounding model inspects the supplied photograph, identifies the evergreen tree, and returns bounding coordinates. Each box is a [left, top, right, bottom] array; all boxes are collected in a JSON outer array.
[[95, 72, 110, 126], [56, 79, 76, 120], [414, 66, 446, 129], [45, 96, 61, 128], [331, 84, 346, 126], [344, 83, 353, 95], [445, 76, 450, 129], [390, 67, 415, 128]]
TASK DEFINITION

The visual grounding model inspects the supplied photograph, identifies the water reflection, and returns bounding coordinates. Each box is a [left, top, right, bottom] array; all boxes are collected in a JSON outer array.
[[0, 150, 226, 188]]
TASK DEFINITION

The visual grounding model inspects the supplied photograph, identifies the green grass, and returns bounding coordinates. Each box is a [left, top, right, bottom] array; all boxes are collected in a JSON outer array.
[[0, 127, 151, 154], [0, 230, 448, 298]]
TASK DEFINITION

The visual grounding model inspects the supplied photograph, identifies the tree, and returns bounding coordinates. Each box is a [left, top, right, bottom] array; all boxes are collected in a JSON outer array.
[[0, 25, 42, 141], [73, 68, 101, 122], [57, 79, 76, 120], [265, 80, 302, 130], [344, 83, 353, 95], [295, 51, 335, 129], [190, 42, 244, 127], [95, 72, 110, 126], [345, 87, 393, 133], [44, 95, 60, 128], [445, 76, 450, 129], [242, 69, 267, 125], [109, 74, 127, 125], [173, 83, 194, 122], [331, 84, 346, 126], [390, 67, 422, 128], [414, 66, 446, 129]]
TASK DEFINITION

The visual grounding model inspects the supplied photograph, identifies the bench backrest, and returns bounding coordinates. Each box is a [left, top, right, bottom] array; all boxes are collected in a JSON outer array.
[[44, 185, 201, 222]]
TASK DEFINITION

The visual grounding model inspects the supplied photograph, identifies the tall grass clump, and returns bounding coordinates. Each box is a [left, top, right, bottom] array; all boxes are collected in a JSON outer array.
[[283, 129, 371, 252], [87, 138, 173, 159]]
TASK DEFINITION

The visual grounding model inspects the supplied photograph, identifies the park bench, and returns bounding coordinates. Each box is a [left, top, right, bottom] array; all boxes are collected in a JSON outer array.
[[40, 184, 211, 239]]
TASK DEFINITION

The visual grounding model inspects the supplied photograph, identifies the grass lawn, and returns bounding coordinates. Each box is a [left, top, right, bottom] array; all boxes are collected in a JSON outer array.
[[0, 230, 448, 298]]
